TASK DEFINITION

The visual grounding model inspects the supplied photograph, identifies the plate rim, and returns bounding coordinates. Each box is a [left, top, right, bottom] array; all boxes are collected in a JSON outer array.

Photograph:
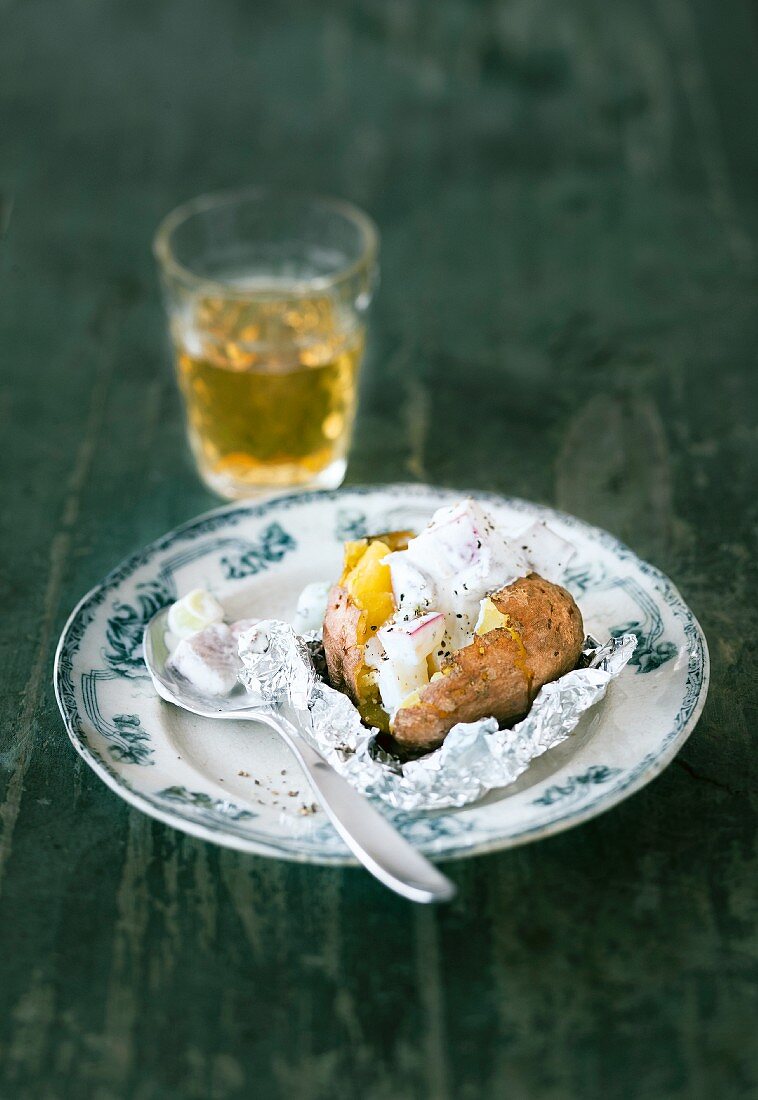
[[53, 483, 710, 865]]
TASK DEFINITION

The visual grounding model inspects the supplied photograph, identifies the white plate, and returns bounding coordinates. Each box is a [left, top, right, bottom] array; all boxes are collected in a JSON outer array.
[[54, 485, 709, 864]]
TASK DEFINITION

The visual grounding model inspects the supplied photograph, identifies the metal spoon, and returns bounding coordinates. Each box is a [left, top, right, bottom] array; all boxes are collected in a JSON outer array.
[[143, 610, 456, 904]]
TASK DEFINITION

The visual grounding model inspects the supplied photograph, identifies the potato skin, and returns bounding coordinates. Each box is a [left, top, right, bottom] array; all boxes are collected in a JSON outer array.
[[392, 574, 584, 752], [322, 583, 365, 708]]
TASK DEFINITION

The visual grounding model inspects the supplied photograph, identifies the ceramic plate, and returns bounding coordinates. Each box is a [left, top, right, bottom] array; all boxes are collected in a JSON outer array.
[[54, 485, 709, 864]]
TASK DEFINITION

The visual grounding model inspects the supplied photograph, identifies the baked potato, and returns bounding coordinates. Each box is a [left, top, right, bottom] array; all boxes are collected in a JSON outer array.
[[322, 527, 584, 753]]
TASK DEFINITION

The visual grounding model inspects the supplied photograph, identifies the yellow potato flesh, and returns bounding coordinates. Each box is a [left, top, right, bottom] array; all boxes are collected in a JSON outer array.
[[397, 689, 422, 710], [343, 539, 395, 644], [332, 530, 417, 732], [475, 597, 509, 634], [475, 597, 533, 697]]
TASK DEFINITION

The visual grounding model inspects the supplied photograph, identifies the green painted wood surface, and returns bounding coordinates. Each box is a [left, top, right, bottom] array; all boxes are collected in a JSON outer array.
[[1, 1, 757, 1096]]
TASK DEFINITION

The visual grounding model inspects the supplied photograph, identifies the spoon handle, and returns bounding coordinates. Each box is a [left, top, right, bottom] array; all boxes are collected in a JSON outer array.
[[269, 716, 456, 904]]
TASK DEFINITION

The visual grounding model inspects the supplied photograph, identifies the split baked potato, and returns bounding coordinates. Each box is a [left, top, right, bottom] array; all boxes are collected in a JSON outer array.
[[322, 530, 584, 753]]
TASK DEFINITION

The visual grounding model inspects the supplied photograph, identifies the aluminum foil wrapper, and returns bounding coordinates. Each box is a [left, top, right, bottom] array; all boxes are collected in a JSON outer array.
[[238, 621, 636, 812]]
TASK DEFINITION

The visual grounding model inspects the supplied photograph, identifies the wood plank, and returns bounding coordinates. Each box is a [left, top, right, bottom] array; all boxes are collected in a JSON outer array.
[[1, 0, 756, 1096]]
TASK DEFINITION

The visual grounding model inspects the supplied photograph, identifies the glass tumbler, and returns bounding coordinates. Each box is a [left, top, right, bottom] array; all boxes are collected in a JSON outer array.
[[154, 189, 378, 499]]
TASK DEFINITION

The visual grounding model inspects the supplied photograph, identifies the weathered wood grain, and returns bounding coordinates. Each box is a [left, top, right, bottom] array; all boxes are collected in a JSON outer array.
[[1, 0, 757, 1096]]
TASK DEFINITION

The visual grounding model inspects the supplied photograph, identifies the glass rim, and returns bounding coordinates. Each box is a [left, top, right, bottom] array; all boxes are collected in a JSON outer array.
[[153, 186, 379, 298]]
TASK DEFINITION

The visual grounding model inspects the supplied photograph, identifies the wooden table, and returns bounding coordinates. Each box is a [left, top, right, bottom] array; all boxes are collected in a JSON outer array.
[[2, 1, 756, 1096]]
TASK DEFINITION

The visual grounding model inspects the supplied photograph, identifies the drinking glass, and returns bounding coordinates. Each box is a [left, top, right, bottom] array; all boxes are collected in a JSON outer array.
[[154, 189, 378, 499]]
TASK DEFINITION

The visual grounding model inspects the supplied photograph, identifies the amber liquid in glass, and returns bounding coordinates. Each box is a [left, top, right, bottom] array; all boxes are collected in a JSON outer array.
[[172, 288, 364, 496]]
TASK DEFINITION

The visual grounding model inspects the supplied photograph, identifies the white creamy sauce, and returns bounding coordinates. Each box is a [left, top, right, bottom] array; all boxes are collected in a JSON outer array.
[[293, 581, 331, 634], [384, 499, 531, 659], [513, 520, 576, 579]]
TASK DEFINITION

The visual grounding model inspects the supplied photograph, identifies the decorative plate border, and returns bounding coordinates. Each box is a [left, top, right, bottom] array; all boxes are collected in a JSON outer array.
[[54, 484, 709, 864]]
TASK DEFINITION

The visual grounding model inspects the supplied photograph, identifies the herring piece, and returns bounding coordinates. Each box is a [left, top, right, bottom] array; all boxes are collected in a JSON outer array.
[[293, 582, 331, 634], [376, 656, 429, 715], [362, 633, 384, 671], [366, 625, 437, 717], [167, 588, 225, 640], [378, 552, 432, 616], [378, 612, 445, 666], [516, 520, 577, 579], [167, 622, 241, 696]]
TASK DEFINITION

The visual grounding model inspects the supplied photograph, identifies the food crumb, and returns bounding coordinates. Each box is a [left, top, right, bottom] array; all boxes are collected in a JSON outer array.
[[297, 802, 319, 816], [238, 770, 250, 777], [287, 790, 299, 798]]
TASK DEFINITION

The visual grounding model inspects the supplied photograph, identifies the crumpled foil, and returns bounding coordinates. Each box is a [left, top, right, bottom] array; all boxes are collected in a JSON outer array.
[[238, 621, 636, 812]]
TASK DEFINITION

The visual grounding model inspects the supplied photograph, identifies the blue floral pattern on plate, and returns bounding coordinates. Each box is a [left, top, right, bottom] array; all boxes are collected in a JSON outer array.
[[532, 765, 623, 806]]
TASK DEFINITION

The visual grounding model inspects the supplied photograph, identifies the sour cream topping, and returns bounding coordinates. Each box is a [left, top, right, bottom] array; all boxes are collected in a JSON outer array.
[[383, 499, 531, 657]]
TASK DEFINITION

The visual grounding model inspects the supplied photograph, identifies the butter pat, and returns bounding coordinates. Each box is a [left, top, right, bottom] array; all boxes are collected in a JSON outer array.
[[474, 597, 509, 635]]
